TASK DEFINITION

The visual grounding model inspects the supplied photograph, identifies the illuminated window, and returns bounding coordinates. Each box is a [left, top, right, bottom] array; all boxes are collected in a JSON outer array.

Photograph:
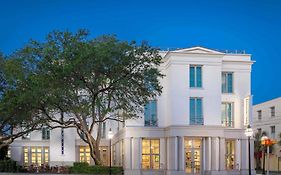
[[24, 147, 29, 165], [28, 147, 49, 166], [142, 139, 160, 170], [7, 147, 11, 158], [225, 140, 235, 170], [79, 146, 91, 164]]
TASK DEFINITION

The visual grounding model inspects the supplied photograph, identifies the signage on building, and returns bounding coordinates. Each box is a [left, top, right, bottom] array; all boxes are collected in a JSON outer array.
[[244, 95, 252, 126]]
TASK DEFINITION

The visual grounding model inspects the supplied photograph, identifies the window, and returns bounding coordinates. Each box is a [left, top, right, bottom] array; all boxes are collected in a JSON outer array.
[[30, 147, 49, 166], [257, 128, 262, 135], [222, 72, 233, 93], [258, 110, 262, 120], [190, 98, 203, 125], [42, 127, 50, 140], [102, 122, 106, 138], [24, 147, 29, 165], [79, 146, 91, 164], [144, 100, 157, 126], [61, 128, 64, 155], [271, 126, 275, 138], [270, 107, 275, 117], [190, 65, 202, 88], [113, 144, 116, 165], [221, 103, 233, 127], [225, 140, 235, 170], [142, 139, 160, 170]]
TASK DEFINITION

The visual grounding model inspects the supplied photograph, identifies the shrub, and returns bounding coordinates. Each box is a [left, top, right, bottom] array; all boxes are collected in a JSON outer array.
[[70, 162, 123, 174], [0, 159, 22, 172]]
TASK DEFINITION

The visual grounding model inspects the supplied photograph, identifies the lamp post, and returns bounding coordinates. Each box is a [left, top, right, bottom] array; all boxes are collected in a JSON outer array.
[[108, 128, 113, 175], [245, 125, 253, 175], [261, 135, 269, 175]]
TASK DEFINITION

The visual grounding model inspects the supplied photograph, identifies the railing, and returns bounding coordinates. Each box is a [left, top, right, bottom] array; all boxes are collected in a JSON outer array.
[[190, 118, 204, 125], [221, 120, 234, 127], [144, 120, 158, 127]]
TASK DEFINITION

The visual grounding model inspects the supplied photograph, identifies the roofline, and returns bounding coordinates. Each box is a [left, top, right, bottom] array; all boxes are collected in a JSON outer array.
[[253, 96, 281, 107]]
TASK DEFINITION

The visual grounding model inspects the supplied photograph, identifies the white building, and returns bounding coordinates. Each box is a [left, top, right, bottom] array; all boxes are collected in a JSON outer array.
[[9, 46, 255, 175], [253, 97, 281, 171]]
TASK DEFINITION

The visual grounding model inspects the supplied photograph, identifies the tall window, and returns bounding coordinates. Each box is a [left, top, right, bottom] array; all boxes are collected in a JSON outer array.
[[257, 110, 262, 120], [190, 65, 202, 88], [42, 127, 50, 140], [24, 147, 29, 166], [61, 128, 64, 155], [190, 98, 203, 125], [270, 106, 275, 117], [79, 146, 91, 164], [225, 140, 235, 170], [222, 72, 233, 93], [142, 139, 160, 170], [221, 103, 233, 127], [144, 100, 157, 126], [30, 147, 49, 165], [271, 126, 275, 138], [102, 122, 106, 138]]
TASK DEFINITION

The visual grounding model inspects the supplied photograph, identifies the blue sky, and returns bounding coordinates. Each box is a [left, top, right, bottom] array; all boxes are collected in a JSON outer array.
[[0, 0, 280, 104]]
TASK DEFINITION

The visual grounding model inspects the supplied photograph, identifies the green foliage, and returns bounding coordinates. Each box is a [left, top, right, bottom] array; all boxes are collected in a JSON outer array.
[[0, 159, 22, 172], [0, 144, 8, 160], [69, 162, 123, 174]]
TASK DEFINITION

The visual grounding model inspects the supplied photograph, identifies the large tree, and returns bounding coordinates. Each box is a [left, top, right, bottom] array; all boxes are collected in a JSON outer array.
[[0, 53, 45, 149], [17, 30, 163, 165]]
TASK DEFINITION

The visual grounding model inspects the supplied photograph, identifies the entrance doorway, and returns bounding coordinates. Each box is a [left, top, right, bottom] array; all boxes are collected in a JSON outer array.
[[185, 138, 202, 174]]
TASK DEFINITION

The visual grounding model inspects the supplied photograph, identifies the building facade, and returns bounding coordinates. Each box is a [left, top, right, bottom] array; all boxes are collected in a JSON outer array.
[[253, 97, 281, 171], [9, 47, 255, 175]]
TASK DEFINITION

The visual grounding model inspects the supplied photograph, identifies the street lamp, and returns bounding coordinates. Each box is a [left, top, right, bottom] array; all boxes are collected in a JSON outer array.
[[261, 135, 269, 175], [245, 125, 253, 175], [108, 128, 113, 175]]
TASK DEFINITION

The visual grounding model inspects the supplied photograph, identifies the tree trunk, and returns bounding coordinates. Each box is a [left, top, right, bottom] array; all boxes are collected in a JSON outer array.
[[86, 133, 102, 165]]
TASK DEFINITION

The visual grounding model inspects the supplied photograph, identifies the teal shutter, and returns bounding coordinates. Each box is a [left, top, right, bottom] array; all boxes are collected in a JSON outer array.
[[190, 98, 195, 124], [196, 66, 202, 87], [196, 98, 203, 124], [227, 73, 233, 93], [190, 66, 195, 87]]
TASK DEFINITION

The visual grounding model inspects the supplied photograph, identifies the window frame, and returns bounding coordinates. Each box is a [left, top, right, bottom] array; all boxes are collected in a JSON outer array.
[[225, 140, 236, 170], [270, 106, 275, 117], [144, 100, 158, 127], [271, 126, 276, 138], [222, 72, 234, 93], [221, 102, 234, 127], [141, 138, 160, 170], [257, 110, 262, 120], [190, 65, 203, 88], [190, 97, 204, 125]]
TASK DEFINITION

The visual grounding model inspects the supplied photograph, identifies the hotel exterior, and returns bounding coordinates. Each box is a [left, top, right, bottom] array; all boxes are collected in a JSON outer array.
[[252, 97, 281, 171], [9, 47, 255, 175]]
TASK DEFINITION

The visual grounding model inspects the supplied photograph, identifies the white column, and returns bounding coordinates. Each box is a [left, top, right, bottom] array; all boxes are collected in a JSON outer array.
[[167, 136, 178, 170], [211, 137, 219, 171], [124, 137, 132, 170], [131, 137, 141, 170], [235, 139, 241, 170], [178, 136, 185, 171], [160, 138, 166, 170], [205, 137, 212, 171], [219, 138, 226, 171], [240, 139, 248, 171]]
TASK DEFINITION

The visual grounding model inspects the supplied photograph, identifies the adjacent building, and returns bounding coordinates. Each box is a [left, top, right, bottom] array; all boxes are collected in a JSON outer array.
[[253, 97, 281, 171], [9, 46, 255, 175]]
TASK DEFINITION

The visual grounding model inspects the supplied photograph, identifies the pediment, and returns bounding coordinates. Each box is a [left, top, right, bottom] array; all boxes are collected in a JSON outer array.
[[173, 46, 224, 54]]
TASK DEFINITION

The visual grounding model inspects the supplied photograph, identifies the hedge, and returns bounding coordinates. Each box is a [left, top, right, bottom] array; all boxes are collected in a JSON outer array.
[[0, 159, 22, 172], [70, 162, 123, 174]]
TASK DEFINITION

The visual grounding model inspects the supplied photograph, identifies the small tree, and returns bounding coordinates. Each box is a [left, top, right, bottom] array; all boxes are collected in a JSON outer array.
[[15, 30, 163, 165]]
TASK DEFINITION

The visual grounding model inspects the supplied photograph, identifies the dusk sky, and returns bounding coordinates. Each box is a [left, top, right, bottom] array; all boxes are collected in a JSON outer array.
[[0, 0, 280, 104]]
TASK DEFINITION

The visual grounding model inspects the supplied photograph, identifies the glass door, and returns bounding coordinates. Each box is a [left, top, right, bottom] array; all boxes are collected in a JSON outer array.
[[185, 138, 202, 175]]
